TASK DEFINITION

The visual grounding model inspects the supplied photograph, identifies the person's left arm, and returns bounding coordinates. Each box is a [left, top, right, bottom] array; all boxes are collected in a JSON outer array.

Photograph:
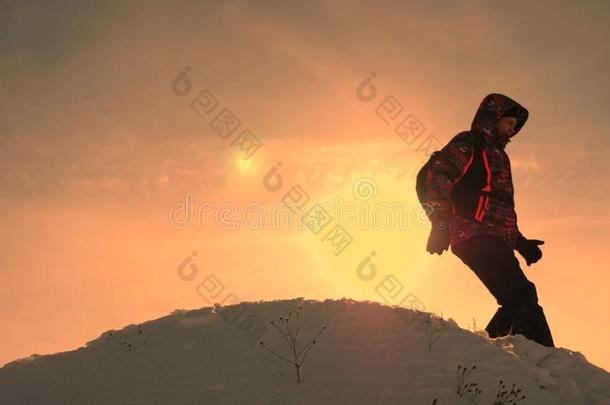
[[511, 156, 544, 265], [514, 224, 545, 266]]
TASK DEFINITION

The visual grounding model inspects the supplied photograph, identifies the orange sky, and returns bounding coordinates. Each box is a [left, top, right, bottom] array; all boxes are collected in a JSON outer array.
[[1, 1, 609, 372]]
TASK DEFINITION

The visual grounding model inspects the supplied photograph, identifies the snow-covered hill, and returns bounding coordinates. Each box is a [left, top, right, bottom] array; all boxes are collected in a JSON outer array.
[[1, 298, 609, 404]]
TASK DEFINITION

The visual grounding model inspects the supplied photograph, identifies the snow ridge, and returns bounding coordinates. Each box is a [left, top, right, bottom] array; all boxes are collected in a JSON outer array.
[[1, 298, 609, 404]]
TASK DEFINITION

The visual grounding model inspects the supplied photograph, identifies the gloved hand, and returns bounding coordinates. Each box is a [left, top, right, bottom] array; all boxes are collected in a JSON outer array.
[[426, 219, 449, 255], [515, 235, 544, 266]]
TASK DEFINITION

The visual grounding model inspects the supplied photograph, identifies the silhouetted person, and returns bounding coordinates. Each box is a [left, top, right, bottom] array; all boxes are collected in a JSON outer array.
[[423, 93, 554, 347]]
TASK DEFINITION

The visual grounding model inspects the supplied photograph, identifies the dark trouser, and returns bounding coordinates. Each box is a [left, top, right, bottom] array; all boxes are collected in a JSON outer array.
[[451, 234, 555, 347]]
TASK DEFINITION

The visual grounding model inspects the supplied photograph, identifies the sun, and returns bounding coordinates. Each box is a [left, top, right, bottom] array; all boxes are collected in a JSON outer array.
[[236, 156, 253, 172]]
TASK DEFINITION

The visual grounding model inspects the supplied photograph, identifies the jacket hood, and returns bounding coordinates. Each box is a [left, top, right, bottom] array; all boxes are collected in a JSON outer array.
[[471, 93, 529, 146]]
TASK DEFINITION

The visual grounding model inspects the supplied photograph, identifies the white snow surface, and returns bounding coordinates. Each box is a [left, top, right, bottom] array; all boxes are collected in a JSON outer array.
[[1, 298, 609, 404]]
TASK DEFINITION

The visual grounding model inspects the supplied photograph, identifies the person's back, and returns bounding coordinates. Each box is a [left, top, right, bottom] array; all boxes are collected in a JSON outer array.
[[423, 93, 555, 347]]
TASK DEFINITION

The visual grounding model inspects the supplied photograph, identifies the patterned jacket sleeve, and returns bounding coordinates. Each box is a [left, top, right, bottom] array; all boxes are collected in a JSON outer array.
[[425, 137, 475, 226]]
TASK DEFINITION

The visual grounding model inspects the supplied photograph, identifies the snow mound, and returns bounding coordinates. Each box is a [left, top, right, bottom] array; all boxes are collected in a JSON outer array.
[[1, 298, 609, 404]]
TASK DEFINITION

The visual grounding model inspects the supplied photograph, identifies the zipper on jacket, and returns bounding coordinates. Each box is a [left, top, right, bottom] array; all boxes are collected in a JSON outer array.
[[474, 149, 492, 222]]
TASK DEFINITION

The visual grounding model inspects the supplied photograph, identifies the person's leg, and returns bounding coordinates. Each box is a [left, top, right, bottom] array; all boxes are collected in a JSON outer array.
[[485, 305, 512, 338], [451, 234, 554, 347], [509, 303, 554, 347], [451, 235, 517, 338]]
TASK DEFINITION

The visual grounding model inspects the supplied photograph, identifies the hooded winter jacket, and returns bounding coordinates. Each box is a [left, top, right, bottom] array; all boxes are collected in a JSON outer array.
[[424, 94, 529, 250]]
